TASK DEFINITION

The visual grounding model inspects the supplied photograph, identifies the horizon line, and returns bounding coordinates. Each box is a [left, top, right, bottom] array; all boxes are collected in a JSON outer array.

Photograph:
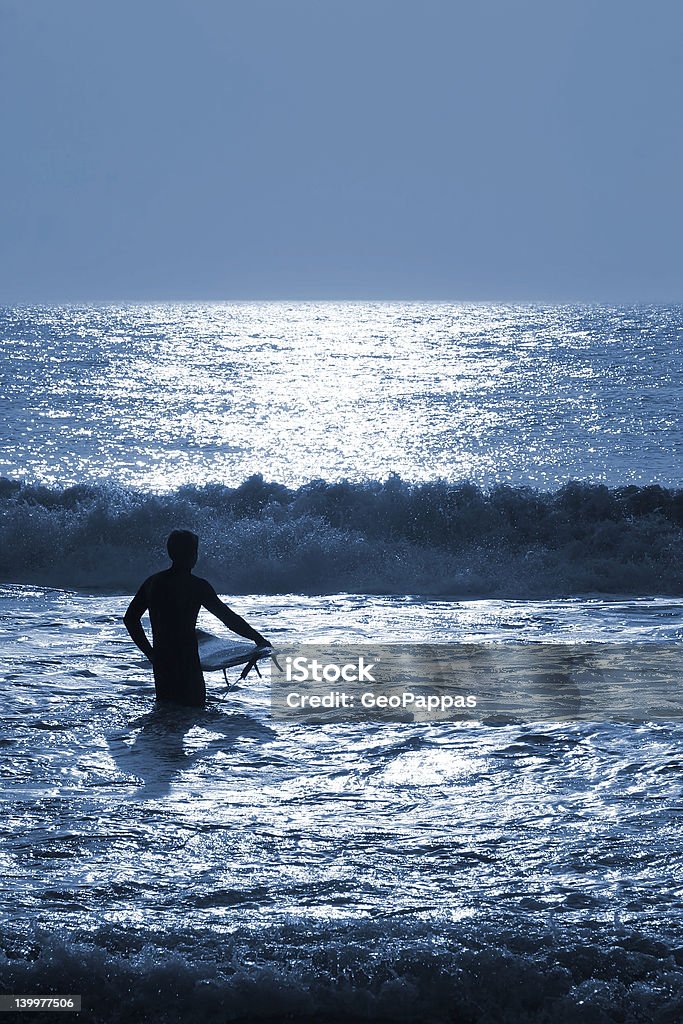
[[1, 296, 682, 308]]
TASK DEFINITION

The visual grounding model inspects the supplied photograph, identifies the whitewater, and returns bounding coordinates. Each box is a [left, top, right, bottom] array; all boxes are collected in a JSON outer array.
[[1, 302, 682, 1023]]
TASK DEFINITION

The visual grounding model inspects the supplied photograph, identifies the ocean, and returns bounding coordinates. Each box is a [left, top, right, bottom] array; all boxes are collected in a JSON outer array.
[[1, 303, 682, 1023]]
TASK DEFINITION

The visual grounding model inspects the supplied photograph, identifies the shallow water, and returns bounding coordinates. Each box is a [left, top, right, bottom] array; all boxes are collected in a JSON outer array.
[[2, 588, 683, 1021]]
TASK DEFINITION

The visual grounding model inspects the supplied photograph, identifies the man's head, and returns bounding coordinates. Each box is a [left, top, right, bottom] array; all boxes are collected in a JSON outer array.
[[167, 529, 199, 569]]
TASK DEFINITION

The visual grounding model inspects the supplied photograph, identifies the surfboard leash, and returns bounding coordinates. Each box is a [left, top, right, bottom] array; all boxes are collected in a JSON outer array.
[[219, 649, 281, 699]]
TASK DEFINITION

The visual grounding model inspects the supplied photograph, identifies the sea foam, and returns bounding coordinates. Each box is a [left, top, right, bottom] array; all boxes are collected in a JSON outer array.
[[2, 917, 682, 1024], [1, 475, 681, 596]]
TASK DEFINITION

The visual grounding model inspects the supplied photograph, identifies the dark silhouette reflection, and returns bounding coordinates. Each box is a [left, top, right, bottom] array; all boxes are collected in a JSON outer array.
[[107, 704, 276, 799], [123, 530, 269, 708]]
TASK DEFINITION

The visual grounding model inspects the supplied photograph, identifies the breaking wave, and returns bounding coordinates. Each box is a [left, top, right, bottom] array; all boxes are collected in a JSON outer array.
[[2, 917, 682, 1024], [0, 475, 682, 596]]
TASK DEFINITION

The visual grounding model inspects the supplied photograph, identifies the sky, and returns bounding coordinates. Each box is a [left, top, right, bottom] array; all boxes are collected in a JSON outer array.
[[1, 0, 682, 303]]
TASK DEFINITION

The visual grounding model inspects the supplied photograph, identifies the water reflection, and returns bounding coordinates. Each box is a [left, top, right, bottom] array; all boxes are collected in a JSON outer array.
[[107, 705, 276, 800]]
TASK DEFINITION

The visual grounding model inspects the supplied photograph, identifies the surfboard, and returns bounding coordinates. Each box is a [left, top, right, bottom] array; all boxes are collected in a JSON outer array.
[[196, 629, 273, 673]]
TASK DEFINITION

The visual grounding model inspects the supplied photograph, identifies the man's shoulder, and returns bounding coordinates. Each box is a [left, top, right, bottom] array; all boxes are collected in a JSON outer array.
[[143, 569, 173, 591], [146, 569, 170, 584], [191, 575, 215, 595], [140, 571, 216, 598]]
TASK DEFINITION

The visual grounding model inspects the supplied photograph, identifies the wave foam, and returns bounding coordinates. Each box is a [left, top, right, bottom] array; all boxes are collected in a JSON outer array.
[[2, 917, 682, 1024], [1, 475, 681, 596]]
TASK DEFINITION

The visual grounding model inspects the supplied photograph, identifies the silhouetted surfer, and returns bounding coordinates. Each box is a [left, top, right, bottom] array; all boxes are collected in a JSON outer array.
[[123, 529, 269, 707]]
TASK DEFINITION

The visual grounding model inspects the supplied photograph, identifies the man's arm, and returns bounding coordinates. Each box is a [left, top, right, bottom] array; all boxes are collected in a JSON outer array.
[[123, 584, 154, 662], [201, 582, 270, 647]]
